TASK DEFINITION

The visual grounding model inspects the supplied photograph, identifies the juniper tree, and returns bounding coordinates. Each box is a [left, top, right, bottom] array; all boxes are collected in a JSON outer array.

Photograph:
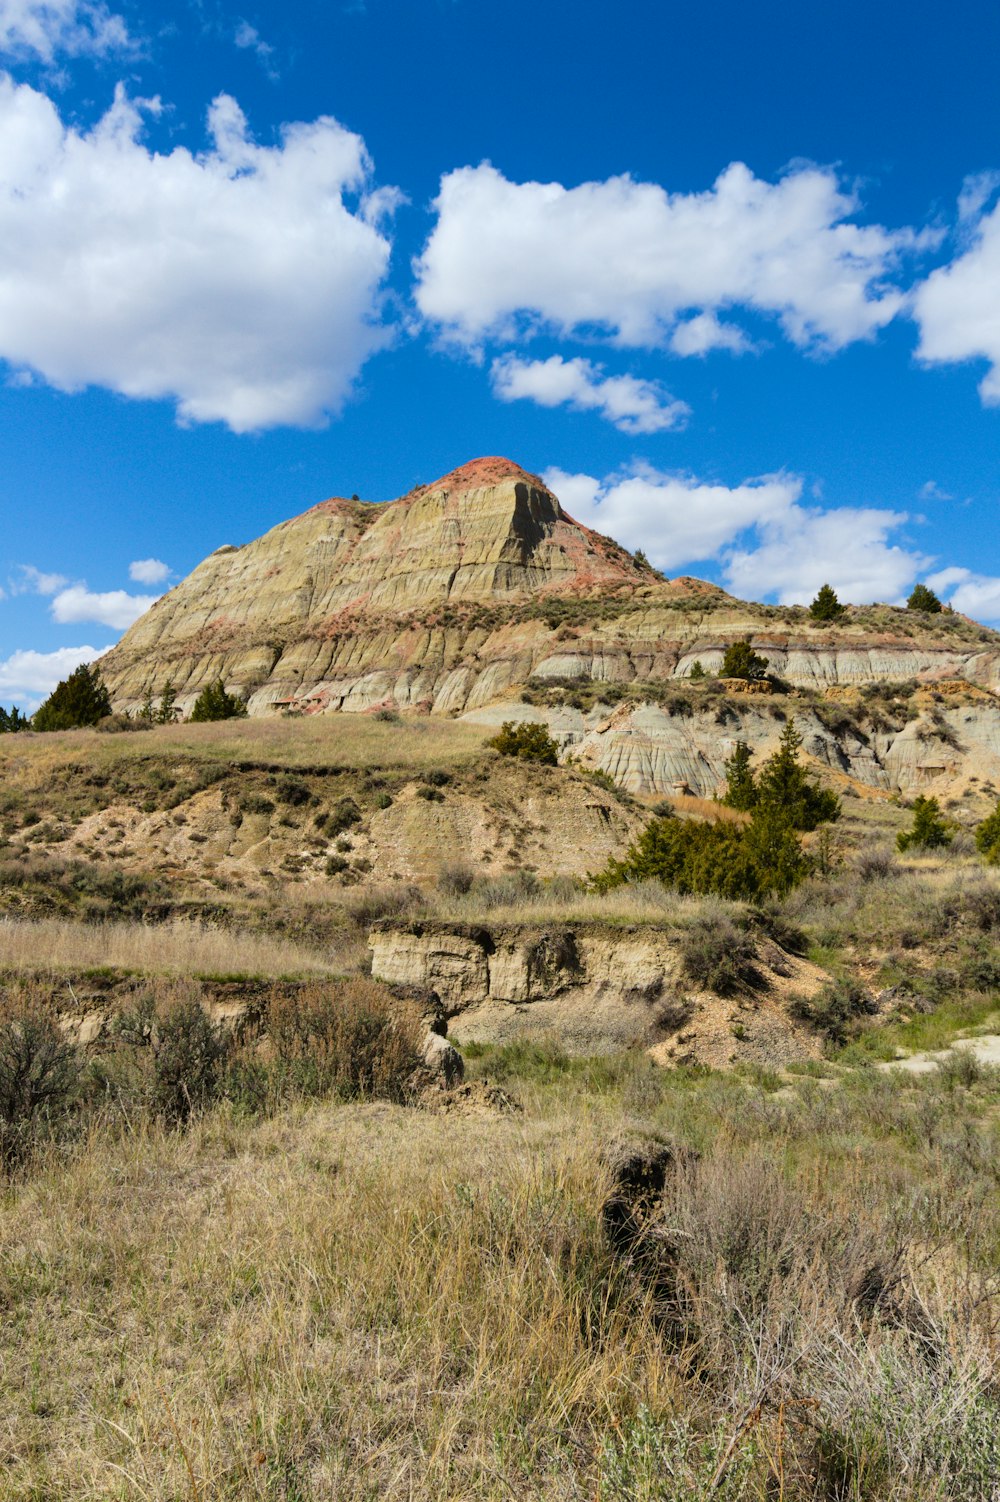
[[33, 664, 111, 731], [0, 706, 28, 733], [809, 583, 845, 621], [156, 682, 178, 724], [755, 719, 841, 831], [907, 584, 943, 613], [975, 800, 1000, 864], [189, 680, 248, 723], [720, 637, 768, 681], [487, 721, 559, 765], [897, 795, 951, 851], [722, 741, 757, 811]]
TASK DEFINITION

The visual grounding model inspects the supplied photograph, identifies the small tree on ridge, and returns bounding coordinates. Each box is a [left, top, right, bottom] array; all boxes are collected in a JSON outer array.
[[33, 664, 111, 731], [809, 583, 845, 621], [189, 680, 248, 723], [721, 638, 769, 681]]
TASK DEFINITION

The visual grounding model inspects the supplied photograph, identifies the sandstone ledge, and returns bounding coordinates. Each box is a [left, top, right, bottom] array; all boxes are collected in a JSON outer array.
[[368, 918, 830, 1070]]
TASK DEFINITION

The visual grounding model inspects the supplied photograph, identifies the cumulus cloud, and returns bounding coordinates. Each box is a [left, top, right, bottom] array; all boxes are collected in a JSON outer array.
[[491, 354, 689, 433], [543, 464, 800, 571], [9, 563, 68, 595], [669, 312, 751, 356], [925, 566, 1000, 622], [129, 557, 170, 585], [0, 0, 129, 61], [0, 78, 398, 431], [724, 507, 925, 605], [50, 584, 159, 630], [0, 643, 107, 707], [914, 185, 1000, 405], [544, 463, 925, 604], [417, 161, 927, 355]]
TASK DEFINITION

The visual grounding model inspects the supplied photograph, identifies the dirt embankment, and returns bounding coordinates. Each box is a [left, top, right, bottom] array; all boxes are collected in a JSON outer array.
[[369, 919, 831, 1069]]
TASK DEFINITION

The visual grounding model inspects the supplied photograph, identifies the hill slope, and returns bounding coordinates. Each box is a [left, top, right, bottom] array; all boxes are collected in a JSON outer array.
[[100, 456, 1000, 721]]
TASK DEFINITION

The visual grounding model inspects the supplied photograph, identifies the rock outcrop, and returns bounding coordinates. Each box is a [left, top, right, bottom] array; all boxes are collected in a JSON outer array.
[[369, 919, 830, 1069], [465, 690, 1000, 800], [100, 456, 1000, 725]]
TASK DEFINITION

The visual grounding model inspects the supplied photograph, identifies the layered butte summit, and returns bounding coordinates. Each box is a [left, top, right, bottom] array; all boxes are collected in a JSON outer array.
[[99, 455, 1000, 732]]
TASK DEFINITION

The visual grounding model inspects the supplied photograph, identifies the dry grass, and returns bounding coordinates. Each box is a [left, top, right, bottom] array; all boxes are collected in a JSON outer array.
[[665, 792, 749, 824], [1, 1059, 999, 1499], [0, 915, 340, 978], [0, 1101, 667, 1500], [0, 712, 489, 779], [434, 877, 748, 930]]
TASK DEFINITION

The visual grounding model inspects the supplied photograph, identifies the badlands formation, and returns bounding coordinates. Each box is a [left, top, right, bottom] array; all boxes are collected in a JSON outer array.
[[101, 456, 1000, 799]]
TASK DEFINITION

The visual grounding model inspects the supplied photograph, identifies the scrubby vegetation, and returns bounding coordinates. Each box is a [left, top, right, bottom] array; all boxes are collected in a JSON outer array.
[[592, 806, 808, 900], [487, 719, 560, 763], [975, 797, 1000, 863], [33, 662, 112, 731], [720, 635, 769, 680], [3, 707, 1000, 1498], [595, 720, 840, 900], [190, 678, 249, 722], [722, 721, 841, 829], [897, 794, 952, 851], [3, 1029, 1000, 1498]]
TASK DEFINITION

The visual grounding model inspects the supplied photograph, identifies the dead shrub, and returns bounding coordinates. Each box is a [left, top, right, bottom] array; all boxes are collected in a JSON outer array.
[[341, 883, 425, 928], [267, 980, 422, 1103], [678, 915, 759, 995], [0, 989, 79, 1168], [111, 984, 230, 1124], [854, 845, 899, 881], [437, 861, 476, 898]]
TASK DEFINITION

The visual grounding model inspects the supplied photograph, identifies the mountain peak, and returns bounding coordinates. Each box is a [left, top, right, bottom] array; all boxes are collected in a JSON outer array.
[[424, 455, 550, 496]]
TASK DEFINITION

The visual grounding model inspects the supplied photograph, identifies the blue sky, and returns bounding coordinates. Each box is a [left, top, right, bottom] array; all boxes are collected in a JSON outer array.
[[2, 0, 1000, 705]]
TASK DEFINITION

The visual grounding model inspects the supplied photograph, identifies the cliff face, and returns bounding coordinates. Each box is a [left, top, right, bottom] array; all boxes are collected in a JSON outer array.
[[368, 919, 830, 1068], [465, 689, 1000, 800], [99, 455, 1000, 795]]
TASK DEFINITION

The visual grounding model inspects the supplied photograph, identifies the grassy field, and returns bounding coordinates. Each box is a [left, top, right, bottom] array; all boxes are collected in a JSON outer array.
[[0, 914, 345, 979], [0, 713, 490, 781], [2, 1051, 999, 1500], [2, 713, 1000, 1498]]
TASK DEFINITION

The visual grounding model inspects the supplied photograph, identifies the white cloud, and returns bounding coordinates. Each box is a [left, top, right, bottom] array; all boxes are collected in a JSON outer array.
[[669, 312, 750, 356], [50, 583, 159, 629], [491, 354, 689, 433], [957, 171, 1000, 225], [0, 643, 107, 707], [925, 566, 1000, 622], [544, 463, 924, 604], [234, 19, 276, 76], [417, 161, 927, 354], [724, 507, 925, 605], [0, 77, 398, 431], [543, 464, 800, 570], [914, 189, 1000, 404], [918, 480, 953, 502], [10, 563, 68, 595], [0, 0, 128, 61], [129, 557, 170, 585]]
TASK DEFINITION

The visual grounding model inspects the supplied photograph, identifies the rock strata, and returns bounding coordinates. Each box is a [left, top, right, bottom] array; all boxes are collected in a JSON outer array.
[[369, 919, 829, 1069], [99, 456, 1000, 727]]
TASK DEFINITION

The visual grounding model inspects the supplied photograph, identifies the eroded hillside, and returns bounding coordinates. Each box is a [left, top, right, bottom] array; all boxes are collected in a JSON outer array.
[[98, 456, 1000, 724]]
